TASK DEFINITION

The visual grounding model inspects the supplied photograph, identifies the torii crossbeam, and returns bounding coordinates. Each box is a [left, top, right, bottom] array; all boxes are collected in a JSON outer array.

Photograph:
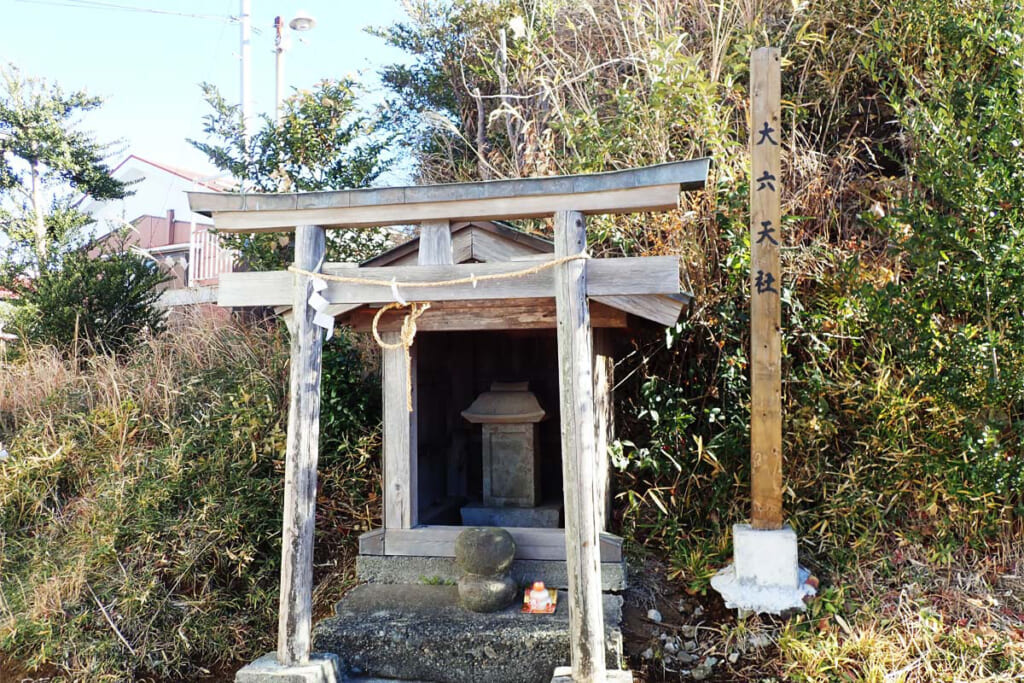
[[189, 158, 710, 683]]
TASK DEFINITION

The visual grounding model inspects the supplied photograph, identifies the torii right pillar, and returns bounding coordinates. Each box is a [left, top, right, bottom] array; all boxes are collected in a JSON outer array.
[[710, 47, 816, 615]]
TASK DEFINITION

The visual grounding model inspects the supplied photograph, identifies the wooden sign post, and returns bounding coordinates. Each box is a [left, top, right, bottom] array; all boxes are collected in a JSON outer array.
[[749, 47, 783, 531], [711, 52, 806, 612]]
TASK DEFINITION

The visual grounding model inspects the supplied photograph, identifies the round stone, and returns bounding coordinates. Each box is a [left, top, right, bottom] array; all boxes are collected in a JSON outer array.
[[458, 574, 517, 613], [454, 527, 515, 576]]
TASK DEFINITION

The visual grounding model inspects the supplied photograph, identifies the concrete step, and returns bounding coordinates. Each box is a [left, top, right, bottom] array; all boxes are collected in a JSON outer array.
[[312, 584, 623, 683]]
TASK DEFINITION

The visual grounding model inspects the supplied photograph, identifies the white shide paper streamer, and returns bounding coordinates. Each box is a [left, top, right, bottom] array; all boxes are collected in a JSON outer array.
[[309, 276, 334, 340]]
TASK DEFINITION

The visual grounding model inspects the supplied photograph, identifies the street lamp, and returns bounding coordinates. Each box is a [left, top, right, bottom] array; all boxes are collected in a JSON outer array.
[[274, 10, 317, 124], [288, 10, 316, 32]]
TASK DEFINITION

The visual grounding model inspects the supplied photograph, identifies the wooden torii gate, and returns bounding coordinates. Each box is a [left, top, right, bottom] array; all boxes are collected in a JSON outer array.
[[189, 159, 709, 682]]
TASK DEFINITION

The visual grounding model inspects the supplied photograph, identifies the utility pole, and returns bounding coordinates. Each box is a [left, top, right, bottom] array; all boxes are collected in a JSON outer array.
[[274, 12, 317, 125], [239, 0, 253, 146], [274, 15, 286, 124]]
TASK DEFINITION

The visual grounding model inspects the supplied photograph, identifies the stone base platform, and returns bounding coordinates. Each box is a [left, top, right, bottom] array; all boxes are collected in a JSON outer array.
[[236, 653, 340, 683], [551, 665, 634, 682], [710, 523, 816, 615], [460, 502, 562, 528], [312, 584, 623, 683], [356, 554, 627, 591]]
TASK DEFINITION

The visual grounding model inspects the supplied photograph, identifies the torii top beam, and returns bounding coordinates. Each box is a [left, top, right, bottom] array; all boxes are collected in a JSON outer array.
[[186, 159, 710, 232]]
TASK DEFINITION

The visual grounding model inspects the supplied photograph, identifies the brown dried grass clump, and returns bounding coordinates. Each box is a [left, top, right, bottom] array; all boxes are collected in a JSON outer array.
[[0, 308, 380, 681]]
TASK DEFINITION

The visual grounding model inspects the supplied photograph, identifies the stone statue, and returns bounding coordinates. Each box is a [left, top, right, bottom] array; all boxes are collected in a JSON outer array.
[[454, 527, 517, 612]]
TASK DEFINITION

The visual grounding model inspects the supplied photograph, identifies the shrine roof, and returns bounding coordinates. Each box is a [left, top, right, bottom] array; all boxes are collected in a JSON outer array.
[[362, 220, 552, 268]]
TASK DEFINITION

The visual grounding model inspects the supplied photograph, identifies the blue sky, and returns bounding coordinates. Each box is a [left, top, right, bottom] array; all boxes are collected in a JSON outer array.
[[1, 0, 411, 177]]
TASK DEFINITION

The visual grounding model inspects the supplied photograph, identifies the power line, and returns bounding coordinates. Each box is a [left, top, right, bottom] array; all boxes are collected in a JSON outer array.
[[14, 0, 239, 24]]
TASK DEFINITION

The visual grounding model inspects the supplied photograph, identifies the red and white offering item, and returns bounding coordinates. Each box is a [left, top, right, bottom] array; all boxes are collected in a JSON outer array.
[[522, 581, 557, 614]]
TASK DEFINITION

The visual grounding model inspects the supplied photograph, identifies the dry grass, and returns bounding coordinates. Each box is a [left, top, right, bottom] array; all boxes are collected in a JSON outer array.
[[776, 536, 1024, 682], [0, 306, 244, 429], [0, 308, 381, 681], [625, 533, 1023, 682]]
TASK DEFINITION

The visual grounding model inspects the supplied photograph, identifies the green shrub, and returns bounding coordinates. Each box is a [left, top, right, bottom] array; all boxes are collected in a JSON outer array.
[[12, 243, 168, 355], [190, 79, 393, 272], [375, 0, 1023, 589], [859, 0, 1024, 503]]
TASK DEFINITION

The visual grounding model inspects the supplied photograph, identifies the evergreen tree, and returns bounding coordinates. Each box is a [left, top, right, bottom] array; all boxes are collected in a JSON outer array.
[[190, 79, 393, 269], [0, 64, 127, 270]]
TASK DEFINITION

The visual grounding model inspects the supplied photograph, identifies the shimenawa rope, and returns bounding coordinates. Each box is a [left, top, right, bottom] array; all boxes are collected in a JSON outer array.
[[292, 252, 588, 412], [287, 252, 586, 289], [371, 301, 431, 411]]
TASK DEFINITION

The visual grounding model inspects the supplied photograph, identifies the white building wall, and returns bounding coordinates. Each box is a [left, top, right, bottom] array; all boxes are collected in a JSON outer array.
[[79, 156, 221, 235]]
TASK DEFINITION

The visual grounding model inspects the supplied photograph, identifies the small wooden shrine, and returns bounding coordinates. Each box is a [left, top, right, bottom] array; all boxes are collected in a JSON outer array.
[[189, 159, 709, 682], [340, 220, 690, 571]]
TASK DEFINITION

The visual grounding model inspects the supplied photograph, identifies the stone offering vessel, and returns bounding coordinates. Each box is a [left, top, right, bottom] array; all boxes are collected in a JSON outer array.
[[455, 527, 517, 612]]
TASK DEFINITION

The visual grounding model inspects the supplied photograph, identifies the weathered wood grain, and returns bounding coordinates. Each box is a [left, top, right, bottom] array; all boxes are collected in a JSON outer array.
[[453, 226, 475, 264], [358, 528, 385, 555], [277, 225, 326, 666], [385, 228, 472, 267], [593, 329, 615, 531], [418, 220, 453, 265], [342, 298, 628, 332], [590, 294, 688, 326], [554, 210, 607, 681], [363, 221, 544, 267], [470, 225, 542, 262], [750, 47, 784, 530], [278, 302, 362, 329], [188, 159, 710, 231], [199, 184, 684, 232], [380, 219, 452, 531], [375, 526, 623, 562], [217, 256, 681, 307], [382, 330, 418, 530]]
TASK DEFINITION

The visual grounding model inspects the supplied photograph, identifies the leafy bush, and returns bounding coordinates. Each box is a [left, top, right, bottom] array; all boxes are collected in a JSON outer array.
[[859, 0, 1024, 496], [377, 0, 1022, 582], [11, 244, 168, 355]]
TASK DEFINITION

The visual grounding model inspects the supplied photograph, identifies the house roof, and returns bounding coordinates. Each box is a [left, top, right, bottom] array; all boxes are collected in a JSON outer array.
[[111, 155, 237, 193], [88, 212, 211, 252], [363, 220, 553, 267]]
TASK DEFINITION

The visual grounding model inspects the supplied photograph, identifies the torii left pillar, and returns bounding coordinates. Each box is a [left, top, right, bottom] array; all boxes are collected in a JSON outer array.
[[236, 224, 340, 682]]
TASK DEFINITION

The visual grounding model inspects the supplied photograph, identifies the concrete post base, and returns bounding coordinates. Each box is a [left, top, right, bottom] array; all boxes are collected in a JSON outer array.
[[710, 523, 816, 615], [551, 665, 634, 682], [235, 653, 340, 683]]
